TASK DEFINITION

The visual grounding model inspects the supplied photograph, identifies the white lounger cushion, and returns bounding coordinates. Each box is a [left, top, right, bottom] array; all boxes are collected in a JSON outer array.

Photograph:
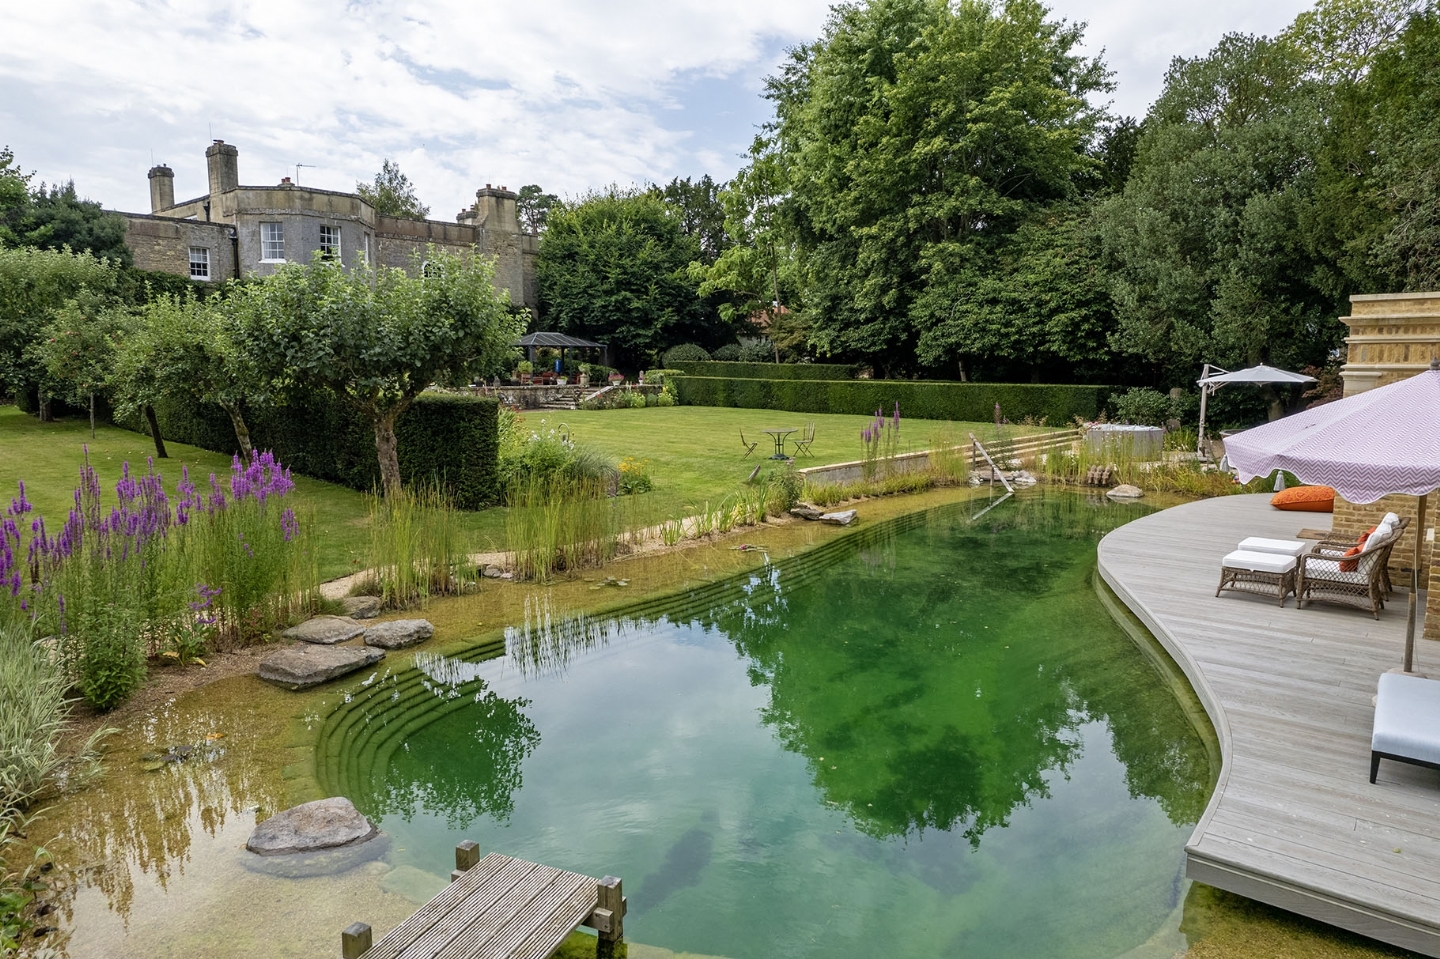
[[1363, 521, 1394, 552], [1221, 549, 1297, 574], [1383, 512, 1401, 527], [1237, 537, 1309, 557], [1373, 673, 1440, 765]]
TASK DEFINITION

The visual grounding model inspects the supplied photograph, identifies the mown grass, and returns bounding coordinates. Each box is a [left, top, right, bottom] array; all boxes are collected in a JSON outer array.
[[0, 405, 1041, 578]]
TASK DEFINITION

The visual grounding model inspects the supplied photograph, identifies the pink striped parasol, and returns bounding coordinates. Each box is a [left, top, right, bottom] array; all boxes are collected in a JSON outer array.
[[1224, 363, 1440, 672]]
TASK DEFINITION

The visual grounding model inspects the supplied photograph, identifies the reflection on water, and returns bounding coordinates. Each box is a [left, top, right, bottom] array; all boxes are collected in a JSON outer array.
[[35, 488, 1403, 959], [315, 491, 1217, 959]]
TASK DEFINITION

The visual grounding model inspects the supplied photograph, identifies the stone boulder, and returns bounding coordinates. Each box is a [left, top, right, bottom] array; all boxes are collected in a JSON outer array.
[[246, 797, 378, 856], [820, 510, 858, 526], [282, 615, 365, 645], [339, 596, 383, 620], [364, 619, 434, 650], [1107, 484, 1144, 500], [258, 644, 384, 690], [789, 506, 824, 521]]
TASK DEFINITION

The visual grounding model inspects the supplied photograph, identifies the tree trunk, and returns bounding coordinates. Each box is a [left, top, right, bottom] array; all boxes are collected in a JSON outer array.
[[37, 391, 51, 423], [1260, 384, 1284, 421], [221, 402, 254, 459], [89, 392, 95, 439], [144, 404, 169, 458], [373, 410, 403, 498]]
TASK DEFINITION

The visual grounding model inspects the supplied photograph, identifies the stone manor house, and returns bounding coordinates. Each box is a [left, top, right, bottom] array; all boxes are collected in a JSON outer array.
[[121, 140, 538, 309]]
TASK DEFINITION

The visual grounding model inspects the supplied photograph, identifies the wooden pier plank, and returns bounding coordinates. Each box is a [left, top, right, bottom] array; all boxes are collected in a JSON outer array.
[[1099, 494, 1440, 957]]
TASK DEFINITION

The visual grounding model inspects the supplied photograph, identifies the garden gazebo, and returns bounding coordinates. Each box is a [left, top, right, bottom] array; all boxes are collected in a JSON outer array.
[[515, 332, 608, 371]]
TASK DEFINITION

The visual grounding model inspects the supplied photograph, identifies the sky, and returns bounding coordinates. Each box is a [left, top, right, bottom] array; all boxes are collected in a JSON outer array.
[[0, 0, 1314, 218]]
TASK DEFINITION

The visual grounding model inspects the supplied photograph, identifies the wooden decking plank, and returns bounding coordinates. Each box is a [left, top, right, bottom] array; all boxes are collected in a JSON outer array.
[[363, 854, 524, 959], [454, 871, 596, 959], [1099, 494, 1440, 956], [429, 864, 591, 959], [367, 856, 539, 959]]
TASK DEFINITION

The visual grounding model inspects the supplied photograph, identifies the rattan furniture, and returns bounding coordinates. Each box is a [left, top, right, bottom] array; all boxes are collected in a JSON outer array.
[[1296, 524, 1404, 619], [1217, 549, 1298, 606], [1310, 516, 1409, 597]]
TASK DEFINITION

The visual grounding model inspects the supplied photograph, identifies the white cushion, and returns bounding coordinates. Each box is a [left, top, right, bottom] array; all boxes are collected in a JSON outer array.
[[1222, 549, 1297, 574], [1238, 537, 1309, 557], [1383, 512, 1401, 527], [1363, 521, 1393, 552], [1304, 556, 1369, 583], [1373, 673, 1440, 765]]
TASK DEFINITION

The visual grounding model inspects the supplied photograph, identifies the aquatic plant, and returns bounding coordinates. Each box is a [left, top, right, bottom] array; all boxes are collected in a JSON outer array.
[[0, 450, 316, 708]]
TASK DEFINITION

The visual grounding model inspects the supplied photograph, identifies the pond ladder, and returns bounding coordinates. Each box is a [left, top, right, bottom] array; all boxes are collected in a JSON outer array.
[[968, 433, 1014, 494]]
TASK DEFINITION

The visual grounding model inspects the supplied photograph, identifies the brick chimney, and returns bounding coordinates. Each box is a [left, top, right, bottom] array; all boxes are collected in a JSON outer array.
[[205, 140, 239, 198], [147, 164, 174, 212], [473, 184, 518, 233]]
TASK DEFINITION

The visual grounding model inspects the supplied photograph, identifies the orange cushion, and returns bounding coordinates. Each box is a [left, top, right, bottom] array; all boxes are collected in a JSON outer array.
[[1271, 485, 1336, 512], [1340, 545, 1363, 573]]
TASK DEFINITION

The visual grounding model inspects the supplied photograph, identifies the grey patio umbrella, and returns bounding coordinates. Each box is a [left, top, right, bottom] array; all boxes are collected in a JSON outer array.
[[1196, 363, 1317, 459]]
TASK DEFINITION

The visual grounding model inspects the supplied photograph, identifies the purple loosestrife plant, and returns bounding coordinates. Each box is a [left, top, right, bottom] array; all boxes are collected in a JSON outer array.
[[0, 449, 315, 708]]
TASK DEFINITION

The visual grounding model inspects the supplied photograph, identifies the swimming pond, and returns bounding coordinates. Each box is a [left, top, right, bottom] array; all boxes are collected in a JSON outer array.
[[316, 491, 1217, 958]]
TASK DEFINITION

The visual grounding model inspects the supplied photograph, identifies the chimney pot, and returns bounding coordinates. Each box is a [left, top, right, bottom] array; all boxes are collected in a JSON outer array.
[[147, 164, 175, 212]]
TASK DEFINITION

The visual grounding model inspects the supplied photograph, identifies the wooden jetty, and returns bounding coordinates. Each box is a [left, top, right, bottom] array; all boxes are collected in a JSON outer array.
[[342, 842, 625, 959], [1099, 494, 1440, 956]]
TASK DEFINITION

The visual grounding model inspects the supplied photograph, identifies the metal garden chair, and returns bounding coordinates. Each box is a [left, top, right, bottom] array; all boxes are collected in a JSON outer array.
[[740, 430, 759, 458], [791, 422, 816, 457]]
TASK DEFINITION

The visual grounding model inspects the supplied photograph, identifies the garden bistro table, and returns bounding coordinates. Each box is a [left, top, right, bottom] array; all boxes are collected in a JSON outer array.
[[761, 428, 798, 460]]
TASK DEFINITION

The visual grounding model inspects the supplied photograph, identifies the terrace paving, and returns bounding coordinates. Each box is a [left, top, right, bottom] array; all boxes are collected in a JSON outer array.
[[1099, 493, 1440, 957]]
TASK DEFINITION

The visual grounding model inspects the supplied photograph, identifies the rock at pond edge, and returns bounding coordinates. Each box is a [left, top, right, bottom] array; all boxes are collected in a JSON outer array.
[[257, 644, 384, 690], [820, 510, 858, 526], [364, 619, 434, 650], [1107, 484, 1144, 500], [339, 596, 383, 620], [246, 797, 378, 856], [282, 615, 365, 645]]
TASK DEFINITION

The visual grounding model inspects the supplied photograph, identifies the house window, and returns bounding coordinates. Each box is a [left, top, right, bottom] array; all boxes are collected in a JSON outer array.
[[188, 247, 210, 279], [320, 224, 341, 261], [260, 222, 285, 262]]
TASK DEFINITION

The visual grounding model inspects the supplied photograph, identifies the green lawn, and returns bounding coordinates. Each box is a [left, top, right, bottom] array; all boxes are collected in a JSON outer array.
[[0, 405, 1025, 580]]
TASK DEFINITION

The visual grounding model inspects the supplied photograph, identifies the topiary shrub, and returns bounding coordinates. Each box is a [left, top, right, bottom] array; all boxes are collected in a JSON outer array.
[[1110, 387, 1172, 426], [739, 340, 774, 363], [710, 343, 742, 361], [662, 343, 711, 366]]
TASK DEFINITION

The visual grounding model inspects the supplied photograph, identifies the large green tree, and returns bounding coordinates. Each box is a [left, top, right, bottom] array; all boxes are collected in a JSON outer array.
[[233, 248, 521, 495], [356, 159, 430, 220], [537, 188, 730, 364], [746, 0, 1110, 375]]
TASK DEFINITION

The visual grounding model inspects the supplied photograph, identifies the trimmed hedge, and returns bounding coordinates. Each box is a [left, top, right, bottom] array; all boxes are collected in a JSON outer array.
[[669, 361, 858, 381], [673, 376, 1113, 424], [128, 391, 500, 509]]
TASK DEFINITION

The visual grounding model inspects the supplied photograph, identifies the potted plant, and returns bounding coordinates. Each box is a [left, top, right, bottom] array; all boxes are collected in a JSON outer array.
[[609, 372, 625, 385], [517, 360, 533, 385]]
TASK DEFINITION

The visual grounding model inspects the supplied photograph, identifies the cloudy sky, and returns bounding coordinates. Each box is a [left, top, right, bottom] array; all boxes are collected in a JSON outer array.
[[1, 0, 1313, 218]]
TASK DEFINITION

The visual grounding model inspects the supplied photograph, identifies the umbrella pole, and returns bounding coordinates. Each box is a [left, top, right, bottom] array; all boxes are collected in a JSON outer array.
[[1406, 494, 1427, 673], [1197, 386, 1209, 459]]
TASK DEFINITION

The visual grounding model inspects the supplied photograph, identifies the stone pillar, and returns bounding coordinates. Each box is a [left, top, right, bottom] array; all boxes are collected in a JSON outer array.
[[205, 140, 239, 198], [1340, 292, 1440, 396], [147, 164, 174, 212]]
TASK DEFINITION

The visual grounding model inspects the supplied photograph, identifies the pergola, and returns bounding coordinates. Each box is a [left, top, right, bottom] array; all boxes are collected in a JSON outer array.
[[515, 332, 608, 370]]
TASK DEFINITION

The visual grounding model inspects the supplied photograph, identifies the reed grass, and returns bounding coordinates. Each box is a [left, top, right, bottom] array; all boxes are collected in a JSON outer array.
[[362, 483, 472, 608]]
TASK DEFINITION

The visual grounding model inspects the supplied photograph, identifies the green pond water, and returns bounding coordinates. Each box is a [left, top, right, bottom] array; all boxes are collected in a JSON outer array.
[[317, 491, 1217, 959]]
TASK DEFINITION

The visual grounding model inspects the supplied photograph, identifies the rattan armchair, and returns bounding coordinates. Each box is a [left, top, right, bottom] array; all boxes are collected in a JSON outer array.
[[1296, 524, 1405, 619], [1310, 516, 1409, 596]]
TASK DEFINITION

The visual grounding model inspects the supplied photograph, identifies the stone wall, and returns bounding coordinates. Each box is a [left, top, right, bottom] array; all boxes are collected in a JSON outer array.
[[123, 214, 236, 281], [1340, 292, 1440, 395]]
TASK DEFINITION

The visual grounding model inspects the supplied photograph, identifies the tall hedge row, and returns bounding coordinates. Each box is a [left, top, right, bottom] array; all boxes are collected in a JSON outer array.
[[673, 376, 1112, 424], [668, 361, 858, 381], [130, 392, 500, 509]]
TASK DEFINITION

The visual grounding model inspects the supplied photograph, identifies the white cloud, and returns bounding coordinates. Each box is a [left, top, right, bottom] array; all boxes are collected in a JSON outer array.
[[0, 0, 1316, 216]]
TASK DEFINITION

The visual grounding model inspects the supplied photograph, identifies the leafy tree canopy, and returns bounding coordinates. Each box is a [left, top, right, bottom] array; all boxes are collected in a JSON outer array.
[[517, 184, 559, 234], [537, 188, 733, 366], [232, 248, 522, 494], [356, 159, 430, 220]]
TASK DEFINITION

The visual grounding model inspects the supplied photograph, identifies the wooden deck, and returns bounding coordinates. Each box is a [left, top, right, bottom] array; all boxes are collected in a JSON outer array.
[[1098, 494, 1440, 957], [343, 845, 625, 959]]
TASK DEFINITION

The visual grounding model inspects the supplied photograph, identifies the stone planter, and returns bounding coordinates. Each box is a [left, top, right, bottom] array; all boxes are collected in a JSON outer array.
[[609, 374, 625, 385]]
